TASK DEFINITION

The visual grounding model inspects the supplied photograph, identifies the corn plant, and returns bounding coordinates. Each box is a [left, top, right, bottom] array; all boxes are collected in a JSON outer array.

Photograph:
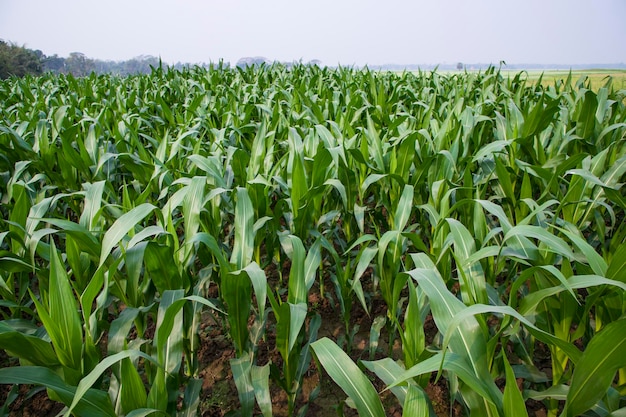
[[1, 63, 626, 417]]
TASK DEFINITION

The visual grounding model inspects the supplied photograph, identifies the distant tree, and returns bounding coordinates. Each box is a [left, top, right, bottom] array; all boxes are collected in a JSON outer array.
[[0, 40, 43, 79], [64, 52, 95, 76], [42, 54, 66, 73], [456, 62, 463, 71], [93, 59, 117, 74], [123, 55, 160, 75], [236, 56, 269, 68]]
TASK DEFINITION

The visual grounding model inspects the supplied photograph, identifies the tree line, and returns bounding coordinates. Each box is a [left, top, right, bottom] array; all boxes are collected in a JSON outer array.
[[1, 40, 164, 79], [1, 40, 328, 80]]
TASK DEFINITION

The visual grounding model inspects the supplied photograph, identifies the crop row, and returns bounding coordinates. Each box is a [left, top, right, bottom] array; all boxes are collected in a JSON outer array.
[[1, 64, 626, 416]]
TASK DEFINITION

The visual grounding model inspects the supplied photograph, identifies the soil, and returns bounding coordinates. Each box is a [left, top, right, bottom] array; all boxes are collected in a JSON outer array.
[[1, 386, 65, 417]]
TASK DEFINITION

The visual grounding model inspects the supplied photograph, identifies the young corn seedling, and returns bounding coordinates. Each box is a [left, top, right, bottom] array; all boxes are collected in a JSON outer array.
[[264, 234, 321, 416]]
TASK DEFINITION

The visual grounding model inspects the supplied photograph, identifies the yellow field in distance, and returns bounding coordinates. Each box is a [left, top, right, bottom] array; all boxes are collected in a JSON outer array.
[[500, 69, 626, 91]]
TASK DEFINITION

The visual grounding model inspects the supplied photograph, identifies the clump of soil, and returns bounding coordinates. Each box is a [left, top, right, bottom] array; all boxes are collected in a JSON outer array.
[[0, 385, 64, 417]]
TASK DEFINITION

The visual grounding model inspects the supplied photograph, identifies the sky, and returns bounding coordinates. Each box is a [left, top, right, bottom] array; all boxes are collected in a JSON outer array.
[[1, 0, 625, 67]]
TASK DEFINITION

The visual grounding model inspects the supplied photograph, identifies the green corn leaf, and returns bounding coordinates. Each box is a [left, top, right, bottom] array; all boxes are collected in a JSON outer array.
[[251, 364, 273, 417], [275, 302, 307, 365], [365, 113, 385, 172], [146, 368, 167, 411], [156, 290, 185, 376], [51, 105, 69, 139], [495, 156, 515, 206], [80, 180, 106, 230], [472, 139, 513, 162], [566, 168, 615, 190], [100, 203, 156, 266], [125, 409, 169, 417], [311, 337, 385, 417], [253, 216, 273, 235], [144, 241, 183, 293], [186, 232, 230, 272], [354, 203, 366, 233], [522, 95, 560, 138], [222, 269, 252, 356], [182, 176, 206, 245], [66, 350, 160, 417], [353, 245, 378, 312], [402, 385, 431, 417], [377, 230, 403, 270], [503, 225, 575, 260], [606, 407, 626, 417], [295, 313, 321, 386], [564, 318, 626, 417], [360, 173, 387, 197], [84, 260, 119, 342], [394, 184, 414, 232], [345, 234, 378, 253], [289, 130, 307, 220], [286, 235, 307, 305], [607, 242, 626, 283], [525, 384, 570, 401], [394, 134, 416, 183], [311, 146, 333, 189], [554, 224, 607, 276], [232, 262, 267, 318], [575, 90, 598, 139], [119, 357, 148, 414], [361, 358, 409, 404], [187, 155, 227, 189], [41, 219, 100, 257], [231, 356, 255, 417], [304, 238, 321, 291], [154, 292, 222, 371], [388, 351, 498, 406], [64, 234, 89, 290], [368, 316, 386, 361], [0, 366, 116, 417], [403, 280, 426, 371], [273, 303, 291, 360], [503, 355, 528, 417], [324, 179, 348, 209], [41, 241, 83, 370], [156, 96, 174, 125], [247, 120, 268, 179], [231, 187, 254, 269], [405, 254, 503, 411], [0, 251, 33, 273], [123, 243, 148, 307], [0, 321, 59, 366], [230, 147, 251, 184], [288, 303, 307, 354], [440, 304, 582, 365], [446, 218, 487, 305], [516, 264, 578, 307], [518, 274, 626, 317], [179, 377, 202, 417], [108, 306, 141, 354], [597, 122, 626, 148]]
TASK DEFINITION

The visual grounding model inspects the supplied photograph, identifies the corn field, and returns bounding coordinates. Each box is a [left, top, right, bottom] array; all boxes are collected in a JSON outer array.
[[1, 64, 626, 417]]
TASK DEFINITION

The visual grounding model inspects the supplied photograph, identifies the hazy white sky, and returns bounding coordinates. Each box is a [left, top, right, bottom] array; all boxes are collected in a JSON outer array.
[[1, 0, 625, 66]]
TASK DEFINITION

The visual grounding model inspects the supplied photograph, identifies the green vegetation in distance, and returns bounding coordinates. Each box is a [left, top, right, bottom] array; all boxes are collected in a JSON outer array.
[[503, 69, 626, 91], [0, 63, 626, 417], [412, 68, 626, 92]]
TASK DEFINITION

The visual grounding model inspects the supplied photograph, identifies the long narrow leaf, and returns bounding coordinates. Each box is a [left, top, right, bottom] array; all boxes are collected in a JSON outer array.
[[311, 337, 385, 417]]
